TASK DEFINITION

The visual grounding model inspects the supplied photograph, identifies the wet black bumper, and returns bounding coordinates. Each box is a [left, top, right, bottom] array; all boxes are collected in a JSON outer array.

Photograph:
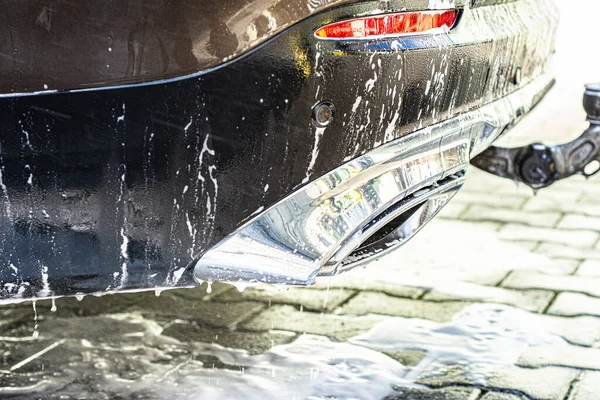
[[0, 0, 558, 300]]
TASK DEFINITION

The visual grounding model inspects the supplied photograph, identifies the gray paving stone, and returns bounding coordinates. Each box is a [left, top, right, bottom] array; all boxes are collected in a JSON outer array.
[[127, 291, 265, 329], [503, 271, 600, 298], [338, 292, 469, 322], [452, 191, 527, 209], [212, 286, 356, 312], [480, 393, 529, 400], [494, 184, 583, 203], [383, 350, 427, 367], [437, 202, 468, 219], [519, 343, 600, 370], [417, 363, 577, 400], [536, 243, 600, 261], [497, 182, 581, 202], [535, 314, 600, 346], [547, 292, 600, 317], [558, 214, 600, 232], [176, 282, 234, 300], [462, 205, 561, 227], [242, 305, 383, 341], [576, 260, 600, 277], [385, 386, 481, 400], [424, 287, 554, 313], [570, 371, 600, 400], [313, 276, 424, 299], [461, 170, 528, 198], [532, 184, 583, 202], [499, 224, 599, 249], [502, 240, 540, 251], [161, 321, 295, 355], [525, 196, 600, 218]]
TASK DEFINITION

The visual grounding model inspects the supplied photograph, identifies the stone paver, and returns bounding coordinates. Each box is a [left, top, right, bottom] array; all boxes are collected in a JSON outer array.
[[536, 243, 600, 261], [384, 386, 481, 400], [462, 205, 561, 227], [424, 286, 554, 313], [499, 224, 599, 249], [505, 240, 541, 251], [383, 349, 427, 367], [437, 202, 468, 219], [569, 372, 600, 400], [535, 314, 600, 347], [128, 291, 265, 329], [161, 321, 295, 355], [558, 214, 600, 232], [452, 191, 527, 209], [242, 305, 383, 341], [576, 260, 600, 277], [212, 286, 355, 312], [503, 271, 600, 298], [525, 196, 600, 218], [480, 393, 530, 400], [519, 343, 600, 370], [547, 292, 600, 317], [313, 276, 424, 299], [417, 363, 577, 400], [338, 292, 469, 322]]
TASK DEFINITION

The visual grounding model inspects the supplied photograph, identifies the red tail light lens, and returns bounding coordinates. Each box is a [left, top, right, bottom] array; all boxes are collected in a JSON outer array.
[[314, 10, 458, 40]]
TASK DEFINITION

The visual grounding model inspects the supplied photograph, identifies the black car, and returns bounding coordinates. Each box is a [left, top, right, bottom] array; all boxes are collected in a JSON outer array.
[[0, 0, 559, 301]]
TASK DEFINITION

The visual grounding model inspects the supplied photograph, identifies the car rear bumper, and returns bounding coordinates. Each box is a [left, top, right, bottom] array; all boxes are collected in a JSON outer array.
[[195, 72, 555, 286], [0, 0, 558, 301]]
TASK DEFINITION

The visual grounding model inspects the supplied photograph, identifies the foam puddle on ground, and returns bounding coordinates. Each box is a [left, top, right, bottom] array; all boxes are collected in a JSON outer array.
[[350, 303, 566, 385], [0, 302, 579, 399]]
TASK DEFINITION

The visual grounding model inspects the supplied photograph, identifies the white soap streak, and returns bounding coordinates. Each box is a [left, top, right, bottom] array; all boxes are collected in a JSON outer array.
[[195, 134, 219, 245], [19, 122, 33, 150], [184, 119, 193, 133], [170, 268, 186, 285], [117, 103, 126, 123], [38, 265, 51, 297], [117, 163, 129, 289], [10, 339, 66, 372], [302, 127, 325, 184]]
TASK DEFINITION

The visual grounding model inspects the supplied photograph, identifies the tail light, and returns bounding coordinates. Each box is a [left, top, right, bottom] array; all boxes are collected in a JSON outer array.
[[314, 10, 458, 40]]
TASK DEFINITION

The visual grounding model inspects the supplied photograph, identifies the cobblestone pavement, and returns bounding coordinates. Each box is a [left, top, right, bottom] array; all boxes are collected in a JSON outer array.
[[3, 1, 600, 399]]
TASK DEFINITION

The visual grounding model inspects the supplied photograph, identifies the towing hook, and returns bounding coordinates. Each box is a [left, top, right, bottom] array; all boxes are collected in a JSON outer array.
[[472, 83, 600, 190]]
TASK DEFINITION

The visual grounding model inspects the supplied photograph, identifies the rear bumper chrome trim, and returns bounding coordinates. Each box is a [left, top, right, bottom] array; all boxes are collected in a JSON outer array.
[[194, 73, 554, 286]]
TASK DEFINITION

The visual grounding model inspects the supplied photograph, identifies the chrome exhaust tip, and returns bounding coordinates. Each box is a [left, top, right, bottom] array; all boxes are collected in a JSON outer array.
[[333, 173, 464, 273]]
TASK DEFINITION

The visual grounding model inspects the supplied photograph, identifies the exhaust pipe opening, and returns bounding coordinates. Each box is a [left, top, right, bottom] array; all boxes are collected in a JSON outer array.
[[343, 202, 424, 263], [334, 173, 466, 272]]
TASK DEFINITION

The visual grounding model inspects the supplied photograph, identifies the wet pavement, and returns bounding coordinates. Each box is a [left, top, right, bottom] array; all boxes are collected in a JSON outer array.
[[3, 1, 600, 399]]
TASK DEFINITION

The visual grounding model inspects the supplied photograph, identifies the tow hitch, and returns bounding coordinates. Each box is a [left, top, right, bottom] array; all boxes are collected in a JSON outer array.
[[473, 84, 600, 190]]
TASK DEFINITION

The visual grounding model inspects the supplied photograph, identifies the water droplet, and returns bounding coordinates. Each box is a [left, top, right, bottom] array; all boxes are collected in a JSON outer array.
[[32, 301, 39, 339], [155, 289, 163, 297], [75, 294, 85, 302], [231, 281, 254, 292], [51, 298, 57, 312], [206, 282, 213, 294]]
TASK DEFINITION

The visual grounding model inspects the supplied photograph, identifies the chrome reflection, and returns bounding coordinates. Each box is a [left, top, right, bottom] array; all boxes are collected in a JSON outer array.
[[194, 73, 554, 286], [334, 173, 465, 272]]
